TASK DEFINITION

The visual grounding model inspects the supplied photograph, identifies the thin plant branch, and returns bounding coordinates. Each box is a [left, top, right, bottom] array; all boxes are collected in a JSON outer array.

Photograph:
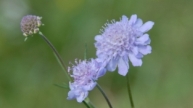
[[84, 97, 96, 108], [83, 101, 91, 108], [126, 74, 134, 108], [38, 32, 71, 81], [39, 32, 94, 108], [96, 83, 113, 108]]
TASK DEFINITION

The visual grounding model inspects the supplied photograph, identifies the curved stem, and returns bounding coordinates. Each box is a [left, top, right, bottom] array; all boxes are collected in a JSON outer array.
[[126, 74, 134, 108], [38, 32, 71, 81], [39, 32, 94, 108], [96, 83, 113, 108]]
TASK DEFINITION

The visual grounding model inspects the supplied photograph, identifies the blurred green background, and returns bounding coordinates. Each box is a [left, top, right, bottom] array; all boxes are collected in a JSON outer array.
[[1, 0, 193, 108]]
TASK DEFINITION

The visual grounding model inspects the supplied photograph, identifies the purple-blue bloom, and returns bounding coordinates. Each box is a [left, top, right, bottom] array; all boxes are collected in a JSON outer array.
[[67, 59, 106, 102], [95, 14, 154, 76]]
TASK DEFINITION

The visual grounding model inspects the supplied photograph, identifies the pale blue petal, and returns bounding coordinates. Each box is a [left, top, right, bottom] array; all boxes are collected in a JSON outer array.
[[83, 81, 96, 91], [138, 34, 149, 42], [121, 15, 129, 22], [135, 53, 144, 59], [69, 82, 74, 90], [134, 18, 143, 27], [139, 45, 152, 55], [97, 68, 106, 78], [94, 35, 103, 41], [139, 21, 154, 33], [95, 43, 100, 50], [77, 91, 88, 103], [118, 56, 129, 76], [129, 14, 137, 25], [129, 53, 142, 66], [131, 46, 138, 55], [97, 53, 108, 60], [145, 38, 151, 44], [135, 34, 150, 45], [107, 57, 119, 71], [67, 91, 76, 100]]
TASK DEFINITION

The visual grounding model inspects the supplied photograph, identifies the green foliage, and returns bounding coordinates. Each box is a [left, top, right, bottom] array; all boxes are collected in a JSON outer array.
[[54, 83, 69, 89]]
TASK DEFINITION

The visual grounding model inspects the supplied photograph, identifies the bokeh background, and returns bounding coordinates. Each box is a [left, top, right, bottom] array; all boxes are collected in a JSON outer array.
[[0, 0, 193, 108]]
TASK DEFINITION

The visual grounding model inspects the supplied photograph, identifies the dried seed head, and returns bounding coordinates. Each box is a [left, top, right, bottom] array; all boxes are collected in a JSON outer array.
[[20, 15, 42, 36]]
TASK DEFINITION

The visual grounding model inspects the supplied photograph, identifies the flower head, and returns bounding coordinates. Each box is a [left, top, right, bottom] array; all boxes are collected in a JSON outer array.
[[20, 15, 42, 36], [95, 14, 154, 76], [67, 59, 106, 102]]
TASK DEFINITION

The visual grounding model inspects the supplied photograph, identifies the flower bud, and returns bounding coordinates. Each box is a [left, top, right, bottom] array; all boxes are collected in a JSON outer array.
[[20, 15, 42, 36]]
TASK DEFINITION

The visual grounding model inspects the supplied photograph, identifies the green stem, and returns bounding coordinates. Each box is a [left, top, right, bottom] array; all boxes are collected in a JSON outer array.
[[126, 74, 134, 108], [83, 101, 91, 108], [38, 32, 71, 81], [84, 97, 96, 108], [39, 32, 93, 108], [96, 83, 113, 108]]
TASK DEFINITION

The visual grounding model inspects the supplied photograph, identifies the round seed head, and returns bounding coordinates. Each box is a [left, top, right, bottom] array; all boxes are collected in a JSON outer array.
[[20, 15, 42, 36]]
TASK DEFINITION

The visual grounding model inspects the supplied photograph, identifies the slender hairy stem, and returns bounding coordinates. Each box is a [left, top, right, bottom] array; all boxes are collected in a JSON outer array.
[[38, 32, 71, 81], [84, 97, 96, 108], [83, 101, 90, 108], [126, 74, 134, 108], [96, 83, 113, 108]]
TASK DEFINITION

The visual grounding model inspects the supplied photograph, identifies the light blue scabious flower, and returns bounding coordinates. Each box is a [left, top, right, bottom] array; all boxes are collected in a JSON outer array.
[[95, 14, 154, 76], [67, 59, 106, 102]]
